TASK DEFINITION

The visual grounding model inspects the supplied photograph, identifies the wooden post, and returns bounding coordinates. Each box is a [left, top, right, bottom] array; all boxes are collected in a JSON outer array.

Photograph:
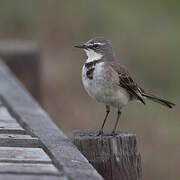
[[73, 131, 142, 180], [0, 41, 41, 103]]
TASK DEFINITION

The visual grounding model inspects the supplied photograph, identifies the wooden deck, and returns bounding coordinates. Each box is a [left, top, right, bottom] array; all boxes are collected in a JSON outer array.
[[0, 60, 103, 180]]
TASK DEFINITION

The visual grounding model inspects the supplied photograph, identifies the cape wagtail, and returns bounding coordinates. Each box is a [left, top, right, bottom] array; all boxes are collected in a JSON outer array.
[[74, 37, 175, 136]]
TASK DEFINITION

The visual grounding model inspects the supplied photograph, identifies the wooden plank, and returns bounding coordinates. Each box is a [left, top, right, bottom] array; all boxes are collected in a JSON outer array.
[[0, 107, 26, 134], [0, 134, 39, 147], [0, 118, 17, 123], [0, 106, 16, 122], [0, 122, 25, 134], [0, 174, 68, 180], [0, 147, 52, 163], [0, 162, 60, 175]]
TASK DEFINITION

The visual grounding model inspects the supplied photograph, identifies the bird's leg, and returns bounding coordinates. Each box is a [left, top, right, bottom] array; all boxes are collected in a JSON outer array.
[[97, 105, 110, 136], [111, 109, 121, 136]]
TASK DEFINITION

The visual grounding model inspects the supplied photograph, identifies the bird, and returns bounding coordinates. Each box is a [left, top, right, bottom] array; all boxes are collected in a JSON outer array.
[[74, 37, 175, 136]]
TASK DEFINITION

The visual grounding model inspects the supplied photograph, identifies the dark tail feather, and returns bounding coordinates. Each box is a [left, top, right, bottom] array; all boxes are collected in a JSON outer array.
[[142, 92, 175, 108]]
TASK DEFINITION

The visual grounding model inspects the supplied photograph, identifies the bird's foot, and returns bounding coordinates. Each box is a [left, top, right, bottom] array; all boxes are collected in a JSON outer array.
[[97, 130, 104, 136], [110, 130, 117, 136]]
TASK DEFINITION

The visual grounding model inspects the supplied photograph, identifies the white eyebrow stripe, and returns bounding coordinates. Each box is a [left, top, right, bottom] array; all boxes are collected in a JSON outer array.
[[93, 42, 105, 45]]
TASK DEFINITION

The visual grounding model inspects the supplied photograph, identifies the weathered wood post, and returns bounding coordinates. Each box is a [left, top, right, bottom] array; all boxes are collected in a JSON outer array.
[[0, 41, 41, 103], [73, 131, 142, 180]]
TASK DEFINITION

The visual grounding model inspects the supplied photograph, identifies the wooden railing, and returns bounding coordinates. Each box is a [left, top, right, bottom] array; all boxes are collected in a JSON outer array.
[[0, 59, 103, 180]]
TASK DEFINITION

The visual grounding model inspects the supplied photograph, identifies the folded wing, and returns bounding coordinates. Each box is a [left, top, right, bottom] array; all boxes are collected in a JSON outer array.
[[110, 61, 146, 105]]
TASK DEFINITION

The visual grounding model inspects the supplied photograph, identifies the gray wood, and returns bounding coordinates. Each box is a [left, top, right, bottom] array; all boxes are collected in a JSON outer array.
[[0, 41, 41, 103], [0, 121, 25, 134], [0, 106, 16, 122], [0, 107, 25, 134], [0, 162, 60, 175], [73, 131, 142, 180], [0, 118, 17, 123], [0, 134, 39, 147], [0, 147, 52, 163], [0, 60, 103, 180], [0, 174, 68, 180]]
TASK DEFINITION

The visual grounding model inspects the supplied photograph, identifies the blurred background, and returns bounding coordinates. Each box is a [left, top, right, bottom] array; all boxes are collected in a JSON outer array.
[[0, 0, 179, 179]]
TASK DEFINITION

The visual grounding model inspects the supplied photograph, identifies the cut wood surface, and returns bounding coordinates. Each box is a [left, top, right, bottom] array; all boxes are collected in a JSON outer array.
[[0, 162, 60, 175], [0, 134, 39, 147], [0, 174, 68, 180], [0, 106, 25, 134], [0, 122, 25, 132], [0, 147, 52, 163], [74, 130, 142, 180], [0, 106, 16, 121]]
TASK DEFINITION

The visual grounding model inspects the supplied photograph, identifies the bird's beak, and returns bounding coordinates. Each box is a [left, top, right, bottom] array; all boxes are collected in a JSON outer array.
[[74, 44, 87, 49]]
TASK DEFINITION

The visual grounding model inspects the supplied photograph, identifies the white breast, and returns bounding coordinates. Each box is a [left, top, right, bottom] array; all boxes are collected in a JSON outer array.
[[82, 49, 105, 100], [82, 62, 130, 109], [82, 62, 104, 99]]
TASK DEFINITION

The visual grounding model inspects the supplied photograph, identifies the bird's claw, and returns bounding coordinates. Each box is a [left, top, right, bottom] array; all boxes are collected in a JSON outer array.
[[97, 130, 104, 136], [110, 130, 117, 136]]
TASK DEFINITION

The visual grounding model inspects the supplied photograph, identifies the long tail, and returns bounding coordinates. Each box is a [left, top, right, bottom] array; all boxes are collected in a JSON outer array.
[[142, 92, 175, 108]]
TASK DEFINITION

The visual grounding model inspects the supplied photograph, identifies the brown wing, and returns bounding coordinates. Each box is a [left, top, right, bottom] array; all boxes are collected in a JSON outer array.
[[110, 61, 145, 105]]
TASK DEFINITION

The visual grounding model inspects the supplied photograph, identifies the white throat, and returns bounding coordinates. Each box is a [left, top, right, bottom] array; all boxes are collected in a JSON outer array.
[[84, 49, 103, 63]]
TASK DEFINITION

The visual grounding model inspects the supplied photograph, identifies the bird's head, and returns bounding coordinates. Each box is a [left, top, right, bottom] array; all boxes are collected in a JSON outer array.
[[74, 37, 115, 61]]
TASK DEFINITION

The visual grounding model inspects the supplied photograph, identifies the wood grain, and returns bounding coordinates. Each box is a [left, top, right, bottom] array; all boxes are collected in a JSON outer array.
[[73, 130, 142, 180], [0, 134, 39, 147], [0, 162, 60, 175], [0, 147, 51, 163]]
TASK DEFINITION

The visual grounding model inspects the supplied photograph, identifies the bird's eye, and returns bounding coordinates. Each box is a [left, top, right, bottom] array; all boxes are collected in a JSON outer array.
[[92, 44, 99, 48], [87, 43, 100, 49]]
